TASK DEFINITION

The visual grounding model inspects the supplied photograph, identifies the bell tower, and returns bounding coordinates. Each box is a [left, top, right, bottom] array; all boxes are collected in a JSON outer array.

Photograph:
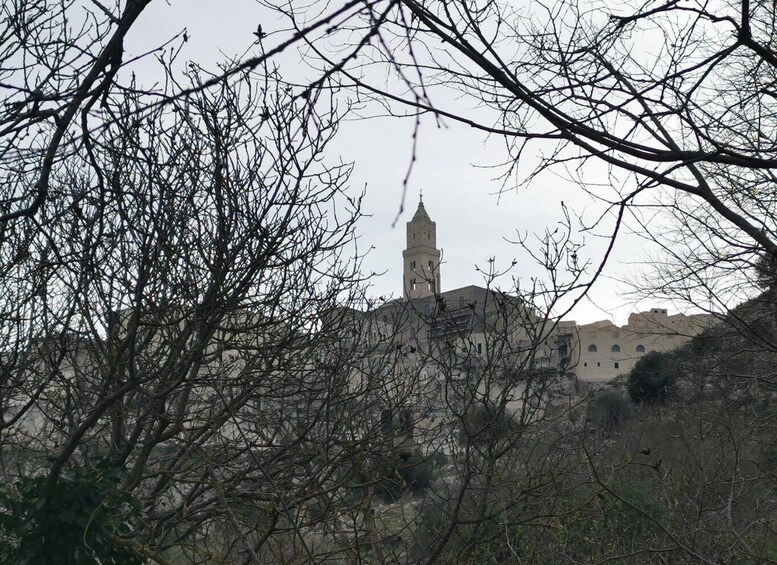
[[403, 195, 441, 300]]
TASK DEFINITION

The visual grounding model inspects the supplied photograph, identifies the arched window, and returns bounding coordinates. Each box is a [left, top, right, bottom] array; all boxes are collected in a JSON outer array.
[[398, 409, 413, 436], [611, 344, 621, 353], [636, 344, 645, 353], [587, 344, 597, 353], [380, 409, 392, 434]]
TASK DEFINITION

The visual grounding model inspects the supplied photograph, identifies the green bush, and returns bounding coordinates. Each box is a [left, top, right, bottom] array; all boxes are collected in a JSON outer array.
[[373, 449, 439, 502], [0, 460, 142, 565], [458, 402, 519, 445], [627, 351, 678, 404], [588, 390, 631, 431], [607, 479, 664, 535]]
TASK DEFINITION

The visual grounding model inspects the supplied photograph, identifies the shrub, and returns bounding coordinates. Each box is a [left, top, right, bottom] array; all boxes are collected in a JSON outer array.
[[588, 390, 631, 431], [458, 402, 519, 445], [373, 449, 438, 502], [0, 461, 142, 565], [627, 351, 678, 404]]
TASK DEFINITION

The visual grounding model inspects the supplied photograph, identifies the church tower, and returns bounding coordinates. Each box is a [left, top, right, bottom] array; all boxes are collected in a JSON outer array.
[[403, 196, 441, 300]]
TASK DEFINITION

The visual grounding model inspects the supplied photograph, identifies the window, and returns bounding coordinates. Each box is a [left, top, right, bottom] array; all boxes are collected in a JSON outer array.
[[611, 344, 621, 353], [411, 278, 416, 290], [410, 327, 416, 339], [614, 362, 620, 369], [587, 344, 598, 353], [398, 409, 413, 436], [583, 362, 587, 367], [424, 304, 430, 315], [477, 343, 482, 354], [428, 260, 433, 270], [636, 344, 645, 353], [380, 409, 392, 434], [597, 362, 600, 367], [411, 260, 416, 270], [459, 296, 465, 308]]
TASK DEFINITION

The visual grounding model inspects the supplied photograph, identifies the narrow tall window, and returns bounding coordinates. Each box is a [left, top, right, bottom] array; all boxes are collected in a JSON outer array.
[[380, 409, 392, 434], [399, 410, 413, 436]]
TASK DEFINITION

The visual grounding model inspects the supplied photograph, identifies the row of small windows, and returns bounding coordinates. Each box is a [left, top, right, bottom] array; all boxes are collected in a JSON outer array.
[[408, 255, 437, 293], [409, 278, 434, 291], [587, 344, 646, 353], [409, 260, 435, 274], [583, 361, 620, 369]]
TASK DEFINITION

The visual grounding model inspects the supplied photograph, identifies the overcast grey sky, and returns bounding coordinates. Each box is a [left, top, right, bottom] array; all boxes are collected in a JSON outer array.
[[125, 0, 685, 325]]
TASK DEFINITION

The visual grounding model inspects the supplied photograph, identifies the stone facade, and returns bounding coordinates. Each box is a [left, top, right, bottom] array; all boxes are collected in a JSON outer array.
[[568, 308, 714, 382], [403, 197, 441, 299], [394, 197, 714, 384]]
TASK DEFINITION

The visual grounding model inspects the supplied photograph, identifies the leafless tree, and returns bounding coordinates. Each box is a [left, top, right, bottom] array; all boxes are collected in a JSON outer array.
[[260, 0, 777, 303], [4, 0, 777, 562], [0, 60, 405, 561], [285, 0, 777, 559]]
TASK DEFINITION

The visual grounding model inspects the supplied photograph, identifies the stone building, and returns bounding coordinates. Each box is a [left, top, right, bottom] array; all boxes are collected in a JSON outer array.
[[370, 197, 549, 368], [383, 197, 714, 386], [567, 308, 713, 382]]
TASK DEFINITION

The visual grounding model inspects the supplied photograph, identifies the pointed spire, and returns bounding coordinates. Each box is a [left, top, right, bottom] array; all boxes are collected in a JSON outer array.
[[412, 192, 431, 222]]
